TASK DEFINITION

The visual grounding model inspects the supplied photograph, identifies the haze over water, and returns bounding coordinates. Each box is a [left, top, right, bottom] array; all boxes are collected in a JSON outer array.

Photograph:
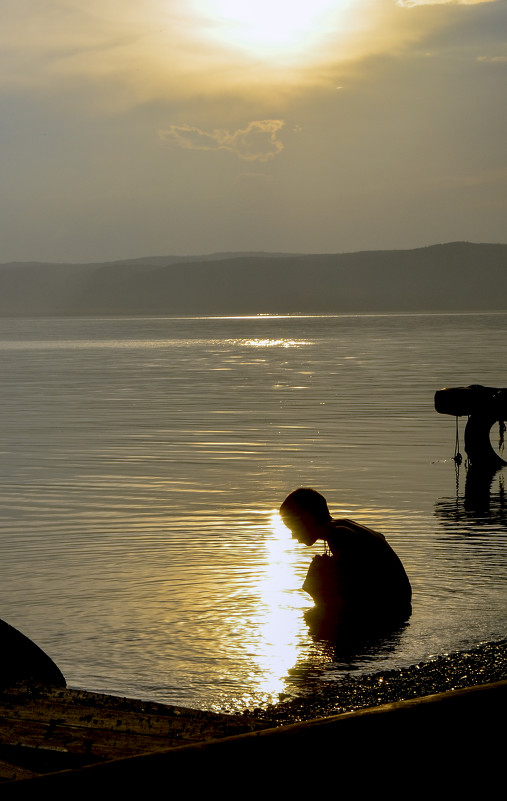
[[0, 312, 505, 711]]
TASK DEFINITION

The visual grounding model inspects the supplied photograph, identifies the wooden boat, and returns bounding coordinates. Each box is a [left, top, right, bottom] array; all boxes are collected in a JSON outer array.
[[0, 684, 273, 783], [1, 681, 504, 793]]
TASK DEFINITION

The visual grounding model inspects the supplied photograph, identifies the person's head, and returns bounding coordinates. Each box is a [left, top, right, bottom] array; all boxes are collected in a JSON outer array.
[[280, 488, 332, 545]]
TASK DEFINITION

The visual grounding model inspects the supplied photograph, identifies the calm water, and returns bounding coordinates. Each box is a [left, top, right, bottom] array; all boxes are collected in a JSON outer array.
[[0, 313, 505, 711]]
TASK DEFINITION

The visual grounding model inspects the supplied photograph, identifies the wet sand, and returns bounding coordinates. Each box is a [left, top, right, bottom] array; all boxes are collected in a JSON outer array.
[[250, 639, 507, 725]]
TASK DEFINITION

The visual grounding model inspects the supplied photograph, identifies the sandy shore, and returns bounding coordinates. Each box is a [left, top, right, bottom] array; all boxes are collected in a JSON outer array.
[[249, 638, 507, 725]]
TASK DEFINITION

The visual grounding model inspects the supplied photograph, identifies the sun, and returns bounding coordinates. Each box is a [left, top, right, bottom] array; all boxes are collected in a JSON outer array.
[[192, 0, 348, 58]]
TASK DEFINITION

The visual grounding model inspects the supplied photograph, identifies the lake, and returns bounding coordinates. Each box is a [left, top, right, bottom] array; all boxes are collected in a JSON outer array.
[[0, 312, 505, 711]]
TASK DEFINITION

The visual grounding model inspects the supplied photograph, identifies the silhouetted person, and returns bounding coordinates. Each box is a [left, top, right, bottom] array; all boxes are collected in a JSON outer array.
[[280, 488, 412, 627]]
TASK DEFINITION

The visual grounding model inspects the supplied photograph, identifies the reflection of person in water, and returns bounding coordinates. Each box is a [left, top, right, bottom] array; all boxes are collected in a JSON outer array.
[[280, 488, 412, 626]]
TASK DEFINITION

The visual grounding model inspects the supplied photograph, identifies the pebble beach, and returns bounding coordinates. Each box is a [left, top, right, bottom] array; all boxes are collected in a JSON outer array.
[[251, 639, 507, 725]]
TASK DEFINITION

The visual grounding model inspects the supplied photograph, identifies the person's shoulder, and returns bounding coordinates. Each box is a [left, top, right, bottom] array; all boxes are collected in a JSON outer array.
[[331, 518, 386, 541], [325, 520, 363, 555]]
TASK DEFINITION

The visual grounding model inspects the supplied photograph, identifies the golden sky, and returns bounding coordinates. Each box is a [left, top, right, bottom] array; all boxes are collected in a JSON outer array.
[[1, 0, 505, 260]]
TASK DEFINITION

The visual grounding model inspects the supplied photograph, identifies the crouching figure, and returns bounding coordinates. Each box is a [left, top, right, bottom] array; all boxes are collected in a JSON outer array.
[[280, 488, 412, 629]]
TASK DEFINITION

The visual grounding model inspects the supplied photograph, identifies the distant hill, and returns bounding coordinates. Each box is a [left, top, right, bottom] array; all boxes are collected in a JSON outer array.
[[0, 242, 505, 316]]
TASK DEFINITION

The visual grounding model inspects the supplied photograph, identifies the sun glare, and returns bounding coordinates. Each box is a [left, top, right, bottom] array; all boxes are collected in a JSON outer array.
[[193, 0, 346, 57], [245, 511, 306, 702]]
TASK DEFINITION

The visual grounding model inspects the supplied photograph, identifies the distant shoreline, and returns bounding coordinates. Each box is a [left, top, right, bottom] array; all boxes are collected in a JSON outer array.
[[2, 309, 507, 320], [2, 242, 506, 317]]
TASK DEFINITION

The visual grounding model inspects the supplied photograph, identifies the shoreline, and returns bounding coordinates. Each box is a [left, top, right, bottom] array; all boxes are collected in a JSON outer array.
[[248, 638, 507, 725], [2, 639, 504, 784]]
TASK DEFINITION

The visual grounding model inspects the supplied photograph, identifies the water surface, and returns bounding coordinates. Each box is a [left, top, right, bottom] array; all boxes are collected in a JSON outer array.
[[0, 313, 505, 710]]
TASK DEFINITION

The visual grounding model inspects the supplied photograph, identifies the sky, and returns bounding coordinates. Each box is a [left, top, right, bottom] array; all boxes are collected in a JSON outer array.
[[1, 0, 506, 263]]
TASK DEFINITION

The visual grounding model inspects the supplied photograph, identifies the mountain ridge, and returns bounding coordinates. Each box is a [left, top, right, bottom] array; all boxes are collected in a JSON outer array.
[[1, 242, 505, 316]]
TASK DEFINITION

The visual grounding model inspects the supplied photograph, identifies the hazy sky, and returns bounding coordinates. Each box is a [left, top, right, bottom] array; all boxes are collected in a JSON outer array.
[[1, 0, 506, 262]]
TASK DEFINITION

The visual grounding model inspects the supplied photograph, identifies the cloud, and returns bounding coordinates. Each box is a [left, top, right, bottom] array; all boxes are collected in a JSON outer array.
[[159, 120, 285, 162], [0, 1, 438, 106], [3, 0, 501, 109]]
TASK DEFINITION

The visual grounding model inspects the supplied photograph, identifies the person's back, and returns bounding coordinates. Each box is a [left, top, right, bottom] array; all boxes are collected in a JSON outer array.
[[324, 518, 412, 620]]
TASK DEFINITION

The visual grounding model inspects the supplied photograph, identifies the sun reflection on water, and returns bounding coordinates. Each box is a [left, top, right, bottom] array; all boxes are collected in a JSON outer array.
[[226, 338, 311, 348], [239, 511, 308, 706]]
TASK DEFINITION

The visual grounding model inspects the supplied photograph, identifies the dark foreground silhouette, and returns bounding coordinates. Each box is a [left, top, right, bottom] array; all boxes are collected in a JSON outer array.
[[0, 618, 66, 688], [280, 488, 412, 633], [435, 383, 507, 470]]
